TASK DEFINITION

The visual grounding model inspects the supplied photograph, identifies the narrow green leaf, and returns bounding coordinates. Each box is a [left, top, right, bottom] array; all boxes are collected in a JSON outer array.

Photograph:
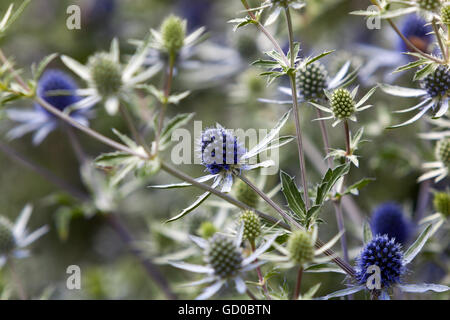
[[363, 221, 373, 244], [403, 224, 433, 265], [166, 191, 211, 223]]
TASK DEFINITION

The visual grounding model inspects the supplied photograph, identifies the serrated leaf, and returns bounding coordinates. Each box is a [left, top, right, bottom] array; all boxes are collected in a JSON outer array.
[[280, 170, 306, 218], [315, 163, 350, 206]]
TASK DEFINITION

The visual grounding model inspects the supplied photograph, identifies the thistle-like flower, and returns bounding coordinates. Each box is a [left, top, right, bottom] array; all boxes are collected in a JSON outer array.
[[356, 234, 405, 289], [262, 227, 344, 269], [433, 190, 450, 218], [235, 179, 260, 209], [309, 86, 377, 127], [0, 205, 49, 268], [441, 4, 450, 24], [370, 202, 412, 245], [318, 230, 449, 300], [392, 0, 444, 19], [287, 230, 315, 266], [61, 38, 161, 115], [169, 227, 278, 300], [6, 69, 92, 145], [356, 14, 433, 85], [381, 65, 450, 128], [240, 210, 262, 242], [260, 60, 357, 105], [419, 137, 450, 182], [151, 110, 292, 222], [396, 14, 433, 53]]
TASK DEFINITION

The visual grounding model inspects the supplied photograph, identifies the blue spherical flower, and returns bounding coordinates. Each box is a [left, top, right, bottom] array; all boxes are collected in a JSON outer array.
[[200, 128, 246, 175], [370, 202, 411, 244], [36, 69, 81, 112], [421, 65, 450, 98], [6, 69, 92, 145], [396, 15, 432, 53], [356, 234, 405, 288]]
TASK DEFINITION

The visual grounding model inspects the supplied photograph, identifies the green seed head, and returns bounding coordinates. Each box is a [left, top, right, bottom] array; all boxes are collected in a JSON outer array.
[[441, 5, 450, 25], [161, 15, 186, 55], [418, 0, 442, 11], [88, 53, 122, 97], [235, 179, 259, 209], [197, 221, 217, 239], [433, 191, 450, 218], [331, 88, 356, 119], [435, 138, 450, 168], [240, 210, 262, 242], [205, 234, 243, 279], [0, 216, 16, 255], [297, 62, 328, 100], [287, 230, 315, 266]]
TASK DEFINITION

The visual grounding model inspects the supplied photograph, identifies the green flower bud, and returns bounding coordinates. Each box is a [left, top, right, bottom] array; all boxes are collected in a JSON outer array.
[[435, 138, 450, 168], [161, 15, 186, 56], [205, 234, 243, 279], [197, 221, 217, 239], [418, 0, 442, 11], [0, 216, 16, 255], [287, 230, 314, 266], [297, 62, 328, 100], [331, 88, 355, 119], [240, 210, 262, 242], [441, 5, 450, 25], [88, 53, 122, 97], [235, 179, 259, 209], [433, 191, 450, 218]]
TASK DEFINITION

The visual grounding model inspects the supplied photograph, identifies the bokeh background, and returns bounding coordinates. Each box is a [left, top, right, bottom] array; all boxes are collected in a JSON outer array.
[[0, 0, 448, 299]]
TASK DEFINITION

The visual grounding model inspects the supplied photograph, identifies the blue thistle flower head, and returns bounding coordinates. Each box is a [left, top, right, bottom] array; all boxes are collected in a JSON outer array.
[[421, 65, 450, 98], [396, 15, 432, 53], [36, 69, 81, 113], [370, 202, 411, 245], [200, 127, 246, 175], [356, 234, 405, 288]]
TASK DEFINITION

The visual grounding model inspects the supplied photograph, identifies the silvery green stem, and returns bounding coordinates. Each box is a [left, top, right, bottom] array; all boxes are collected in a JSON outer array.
[[155, 54, 175, 152], [237, 174, 356, 278], [8, 260, 27, 300], [285, 7, 311, 209], [368, 2, 443, 64], [0, 141, 88, 200], [293, 266, 303, 300], [241, 0, 289, 65], [250, 240, 271, 300], [432, 17, 448, 62]]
